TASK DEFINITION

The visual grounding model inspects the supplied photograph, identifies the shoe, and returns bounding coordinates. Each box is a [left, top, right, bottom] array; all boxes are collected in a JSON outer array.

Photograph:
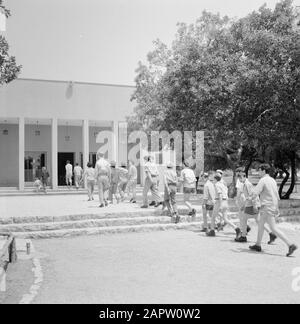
[[247, 225, 251, 234], [99, 204, 105, 208], [175, 214, 180, 224], [149, 201, 156, 206], [249, 244, 262, 252], [287, 244, 298, 257], [235, 227, 241, 238], [268, 233, 277, 245], [141, 205, 148, 208], [104, 200, 108, 207], [235, 236, 247, 243], [200, 228, 208, 233], [132, 200, 137, 204], [154, 202, 163, 208], [216, 223, 224, 231], [206, 230, 216, 237], [192, 208, 196, 215], [188, 211, 193, 216]]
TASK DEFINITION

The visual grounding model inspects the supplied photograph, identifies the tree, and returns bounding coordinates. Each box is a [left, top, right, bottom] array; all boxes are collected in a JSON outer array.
[[0, 0, 21, 85], [129, 0, 300, 198]]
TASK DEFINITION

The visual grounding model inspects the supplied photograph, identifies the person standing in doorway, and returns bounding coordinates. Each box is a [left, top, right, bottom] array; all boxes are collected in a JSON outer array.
[[95, 152, 111, 208], [74, 163, 83, 190], [249, 164, 297, 257], [127, 160, 138, 203], [141, 155, 162, 208], [65, 160, 73, 189], [41, 167, 50, 194], [82, 162, 96, 201]]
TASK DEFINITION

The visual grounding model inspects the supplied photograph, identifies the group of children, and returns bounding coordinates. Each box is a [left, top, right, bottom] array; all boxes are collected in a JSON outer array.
[[81, 159, 138, 204], [33, 167, 50, 193]]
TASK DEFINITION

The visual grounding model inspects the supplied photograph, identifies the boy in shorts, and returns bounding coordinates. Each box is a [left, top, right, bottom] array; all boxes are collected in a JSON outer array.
[[108, 161, 121, 204], [201, 172, 215, 232], [163, 162, 179, 223], [235, 170, 277, 244], [180, 161, 196, 217]]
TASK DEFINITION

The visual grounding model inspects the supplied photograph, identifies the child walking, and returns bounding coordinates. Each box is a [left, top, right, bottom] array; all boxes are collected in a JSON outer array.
[[108, 161, 121, 204], [180, 161, 196, 218], [118, 162, 129, 202], [82, 162, 96, 201], [163, 162, 179, 223], [207, 174, 240, 237]]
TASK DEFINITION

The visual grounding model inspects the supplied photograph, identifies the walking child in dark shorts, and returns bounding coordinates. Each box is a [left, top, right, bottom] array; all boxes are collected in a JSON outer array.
[[108, 161, 121, 204], [163, 162, 179, 223]]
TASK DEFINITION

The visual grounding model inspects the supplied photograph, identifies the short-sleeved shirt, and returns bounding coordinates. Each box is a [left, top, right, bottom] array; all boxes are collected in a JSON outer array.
[[164, 169, 178, 185], [83, 168, 95, 182], [203, 180, 215, 205], [145, 162, 159, 177], [74, 166, 83, 177], [243, 179, 260, 207], [253, 174, 279, 210], [110, 168, 120, 184], [119, 167, 128, 183], [215, 181, 228, 200], [95, 158, 110, 177], [65, 164, 73, 176], [181, 168, 196, 189]]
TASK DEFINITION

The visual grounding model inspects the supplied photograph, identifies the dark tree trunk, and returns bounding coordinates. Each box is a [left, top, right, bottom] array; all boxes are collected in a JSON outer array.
[[245, 157, 253, 177], [281, 151, 296, 199], [279, 168, 290, 199]]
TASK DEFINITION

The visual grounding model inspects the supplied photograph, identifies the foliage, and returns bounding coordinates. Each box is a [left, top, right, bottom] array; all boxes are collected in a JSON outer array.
[[129, 0, 300, 197], [0, 0, 21, 85]]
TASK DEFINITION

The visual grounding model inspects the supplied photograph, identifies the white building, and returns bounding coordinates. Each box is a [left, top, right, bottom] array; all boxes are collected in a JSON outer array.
[[0, 78, 136, 189]]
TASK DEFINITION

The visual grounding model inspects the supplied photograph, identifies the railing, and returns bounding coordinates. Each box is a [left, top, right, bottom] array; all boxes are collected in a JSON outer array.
[[0, 233, 17, 292]]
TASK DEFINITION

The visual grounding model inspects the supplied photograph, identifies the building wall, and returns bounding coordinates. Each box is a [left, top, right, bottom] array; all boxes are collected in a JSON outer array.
[[0, 78, 136, 187], [0, 124, 19, 186], [0, 79, 136, 121]]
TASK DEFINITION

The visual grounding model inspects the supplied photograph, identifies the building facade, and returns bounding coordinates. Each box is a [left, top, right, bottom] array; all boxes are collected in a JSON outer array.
[[0, 78, 136, 189]]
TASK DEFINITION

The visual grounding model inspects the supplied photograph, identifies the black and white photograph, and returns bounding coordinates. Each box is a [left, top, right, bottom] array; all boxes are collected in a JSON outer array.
[[0, 0, 300, 307]]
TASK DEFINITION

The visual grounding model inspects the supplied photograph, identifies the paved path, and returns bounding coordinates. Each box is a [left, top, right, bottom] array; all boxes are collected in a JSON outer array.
[[1, 225, 299, 304], [0, 194, 203, 219]]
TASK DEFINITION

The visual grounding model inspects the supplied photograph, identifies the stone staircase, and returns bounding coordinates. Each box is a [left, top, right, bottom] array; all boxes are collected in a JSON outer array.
[[0, 200, 299, 239], [0, 208, 222, 239]]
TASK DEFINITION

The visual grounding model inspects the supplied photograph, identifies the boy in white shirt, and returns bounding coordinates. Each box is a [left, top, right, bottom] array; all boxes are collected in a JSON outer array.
[[207, 174, 240, 237], [74, 163, 83, 190], [180, 161, 196, 217], [249, 164, 297, 257], [65, 160, 73, 188], [201, 172, 215, 232]]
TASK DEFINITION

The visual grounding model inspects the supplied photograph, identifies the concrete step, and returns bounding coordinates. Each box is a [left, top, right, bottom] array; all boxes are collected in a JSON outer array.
[[0, 215, 205, 233], [13, 222, 202, 239]]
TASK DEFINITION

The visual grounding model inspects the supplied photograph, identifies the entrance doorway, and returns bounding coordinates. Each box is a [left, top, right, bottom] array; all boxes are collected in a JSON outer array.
[[24, 152, 47, 184], [58, 152, 74, 186]]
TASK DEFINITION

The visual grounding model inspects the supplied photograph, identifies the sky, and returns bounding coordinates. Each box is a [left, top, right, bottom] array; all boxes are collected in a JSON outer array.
[[3, 0, 300, 86]]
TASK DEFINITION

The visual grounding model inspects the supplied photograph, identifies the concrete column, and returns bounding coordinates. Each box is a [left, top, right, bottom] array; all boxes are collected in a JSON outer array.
[[18, 117, 25, 191], [112, 120, 119, 164], [51, 118, 58, 190], [118, 122, 128, 164], [82, 119, 89, 188]]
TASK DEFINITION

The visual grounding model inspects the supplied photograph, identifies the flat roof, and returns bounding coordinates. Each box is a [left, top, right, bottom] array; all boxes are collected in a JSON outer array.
[[16, 77, 136, 89]]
